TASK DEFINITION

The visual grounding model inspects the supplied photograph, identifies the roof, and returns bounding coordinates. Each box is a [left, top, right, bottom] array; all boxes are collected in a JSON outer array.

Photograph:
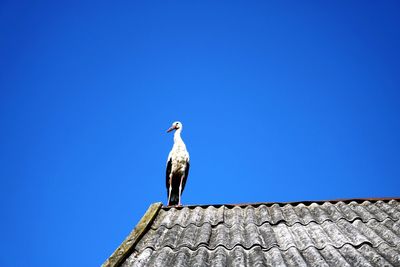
[[103, 198, 400, 267]]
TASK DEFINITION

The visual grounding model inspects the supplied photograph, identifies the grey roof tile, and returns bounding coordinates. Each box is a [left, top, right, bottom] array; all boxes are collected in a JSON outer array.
[[357, 244, 393, 267], [152, 201, 400, 230], [375, 243, 400, 266], [138, 218, 399, 252], [115, 199, 400, 267], [122, 244, 400, 267]]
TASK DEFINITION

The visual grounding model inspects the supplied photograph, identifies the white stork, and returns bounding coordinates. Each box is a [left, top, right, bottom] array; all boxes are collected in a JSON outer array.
[[166, 121, 190, 206]]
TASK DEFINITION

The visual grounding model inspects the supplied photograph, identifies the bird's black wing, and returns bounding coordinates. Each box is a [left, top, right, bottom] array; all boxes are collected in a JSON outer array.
[[182, 160, 190, 192], [166, 157, 172, 198]]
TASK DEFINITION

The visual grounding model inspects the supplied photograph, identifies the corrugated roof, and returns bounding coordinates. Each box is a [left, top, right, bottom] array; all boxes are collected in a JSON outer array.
[[104, 199, 400, 267]]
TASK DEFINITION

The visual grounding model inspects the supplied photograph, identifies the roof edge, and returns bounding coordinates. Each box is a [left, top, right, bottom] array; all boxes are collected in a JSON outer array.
[[162, 197, 400, 210], [102, 202, 163, 267]]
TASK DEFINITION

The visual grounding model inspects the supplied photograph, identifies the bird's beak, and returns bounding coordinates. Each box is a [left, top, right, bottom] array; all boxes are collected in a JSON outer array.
[[166, 126, 175, 133]]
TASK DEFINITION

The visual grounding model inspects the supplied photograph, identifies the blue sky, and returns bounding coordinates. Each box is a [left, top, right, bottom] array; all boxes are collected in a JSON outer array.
[[1, 1, 400, 266]]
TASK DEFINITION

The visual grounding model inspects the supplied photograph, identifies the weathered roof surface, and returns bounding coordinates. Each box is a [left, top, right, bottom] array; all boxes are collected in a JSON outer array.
[[106, 199, 400, 267]]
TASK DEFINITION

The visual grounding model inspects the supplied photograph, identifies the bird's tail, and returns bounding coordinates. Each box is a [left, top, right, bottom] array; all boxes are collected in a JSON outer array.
[[169, 192, 179, 206]]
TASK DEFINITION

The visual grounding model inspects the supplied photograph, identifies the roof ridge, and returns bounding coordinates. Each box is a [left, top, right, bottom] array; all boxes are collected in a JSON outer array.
[[162, 197, 400, 209]]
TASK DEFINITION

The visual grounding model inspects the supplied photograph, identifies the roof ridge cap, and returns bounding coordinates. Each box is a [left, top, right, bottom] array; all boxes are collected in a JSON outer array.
[[161, 197, 400, 209]]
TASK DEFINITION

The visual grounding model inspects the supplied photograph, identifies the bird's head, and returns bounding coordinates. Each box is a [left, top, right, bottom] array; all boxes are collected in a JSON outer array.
[[167, 121, 182, 133]]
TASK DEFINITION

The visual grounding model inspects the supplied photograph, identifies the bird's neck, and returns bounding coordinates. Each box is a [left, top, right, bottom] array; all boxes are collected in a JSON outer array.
[[174, 129, 185, 146]]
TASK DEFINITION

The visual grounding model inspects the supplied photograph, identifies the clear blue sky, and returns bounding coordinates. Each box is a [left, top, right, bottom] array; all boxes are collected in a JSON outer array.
[[1, 1, 399, 266]]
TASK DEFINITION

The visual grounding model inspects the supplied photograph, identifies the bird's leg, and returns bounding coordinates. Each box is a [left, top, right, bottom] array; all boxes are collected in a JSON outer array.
[[178, 175, 184, 206], [167, 175, 173, 206]]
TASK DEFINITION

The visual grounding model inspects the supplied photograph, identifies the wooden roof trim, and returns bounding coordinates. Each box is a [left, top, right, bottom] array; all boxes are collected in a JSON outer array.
[[102, 202, 163, 267]]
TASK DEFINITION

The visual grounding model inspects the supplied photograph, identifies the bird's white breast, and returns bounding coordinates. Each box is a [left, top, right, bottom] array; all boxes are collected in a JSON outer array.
[[169, 144, 189, 173]]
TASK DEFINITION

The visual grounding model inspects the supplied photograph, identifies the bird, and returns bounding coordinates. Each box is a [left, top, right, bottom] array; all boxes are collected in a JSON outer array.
[[165, 121, 190, 206]]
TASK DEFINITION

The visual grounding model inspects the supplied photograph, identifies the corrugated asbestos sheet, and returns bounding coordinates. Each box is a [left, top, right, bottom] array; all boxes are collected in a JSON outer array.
[[121, 200, 400, 267]]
